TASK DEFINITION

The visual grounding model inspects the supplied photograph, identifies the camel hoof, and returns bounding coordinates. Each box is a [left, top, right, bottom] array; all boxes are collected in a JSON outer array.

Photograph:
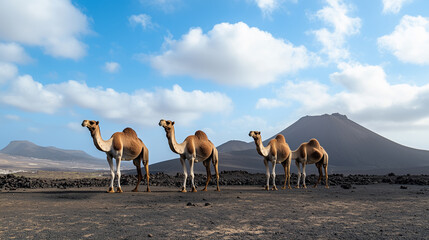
[[303, 185, 307, 189], [272, 186, 278, 191], [146, 188, 151, 192], [132, 188, 138, 192], [281, 186, 286, 190], [107, 187, 115, 193], [216, 188, 220, 192], [313, 185, 318, 188], [181, 188, 187, 193], [202, 188, 208, 192], [116, 187, 123, 193], [325, 185, 330, 189], [191, 187, 197, 193], [264, 186, 269, 191], [288, 186, 292, 189]]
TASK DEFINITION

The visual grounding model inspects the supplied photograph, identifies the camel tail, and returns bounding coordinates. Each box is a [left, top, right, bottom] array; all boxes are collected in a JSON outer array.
[[322, 150, 328, 166]]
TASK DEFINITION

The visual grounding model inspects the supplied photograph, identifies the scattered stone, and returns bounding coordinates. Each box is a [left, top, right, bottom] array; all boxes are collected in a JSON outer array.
[[205, 203, 211, 206], [341, 183, 352, 189], [187, 202, 196, 206], [148, 233, 153, 237]]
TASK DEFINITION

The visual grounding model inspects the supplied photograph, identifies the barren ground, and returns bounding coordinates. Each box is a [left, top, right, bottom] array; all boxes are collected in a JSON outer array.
[[1, 184, 428, 239]]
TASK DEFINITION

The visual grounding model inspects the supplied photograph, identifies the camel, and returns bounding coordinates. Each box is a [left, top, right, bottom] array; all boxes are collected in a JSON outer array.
[[249, 131, 292, 191], [291, 138, 329, 189], [159, 119, 220, 192], [81, 120, 150, 193]]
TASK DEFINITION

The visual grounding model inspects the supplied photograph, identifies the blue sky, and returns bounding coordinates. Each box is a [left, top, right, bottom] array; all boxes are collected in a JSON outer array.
[[1, 0, 429, 165]]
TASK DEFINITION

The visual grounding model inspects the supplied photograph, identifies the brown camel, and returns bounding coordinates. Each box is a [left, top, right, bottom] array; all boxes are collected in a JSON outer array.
[[82, 120, 150, 193], [159, 119, 220, 192], [292, 138, 329, 189], [249, 131, 292, 190]]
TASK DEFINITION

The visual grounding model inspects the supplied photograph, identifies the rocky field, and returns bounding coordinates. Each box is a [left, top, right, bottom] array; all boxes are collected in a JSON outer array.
[[1, 171, 428, 191]]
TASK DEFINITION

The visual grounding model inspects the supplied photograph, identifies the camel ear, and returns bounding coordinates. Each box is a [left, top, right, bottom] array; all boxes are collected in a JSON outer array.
[[96, 121, 99, 125], [172, 121, 175, 125]]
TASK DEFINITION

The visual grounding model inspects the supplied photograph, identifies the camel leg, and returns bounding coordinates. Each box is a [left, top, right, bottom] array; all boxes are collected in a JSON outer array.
[[144, 160, 151, 192], [264, 159, 270, 191], [324, 164, 329, 189], [213, 152, 220, 192], [295, 161, 301, 189], [271, 160, 278, 191], [314, 162, 323, 188], [180, 156, 187, 192], [281, 161, 288, 189], [107, 155, 115, 193], [302, 163, 307, 189], [202, 160, 211, 191], [190, 158, 197, 192], [116, 157, 123, 193], [132, 159, 142, 192]]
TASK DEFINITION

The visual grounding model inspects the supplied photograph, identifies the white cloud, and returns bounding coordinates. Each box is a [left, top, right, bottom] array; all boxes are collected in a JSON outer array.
[[254, 0, 278, 15], [0, 72, 233, 125], [0, 42, 32, 64], [0, 0, 90, 60], [382, 0, 412, 14], [0, 62, 18, 84], [271, 62, 429, 125], [129, 14, 154, 30], [378, 15, 429, 65], [104, 62, 120, 73], [151, 22, 313, 88], [4, 114, 20, 121], [255, 98, 286, 109], [312, 0, 361, 61], [0, 75, 63, 114]]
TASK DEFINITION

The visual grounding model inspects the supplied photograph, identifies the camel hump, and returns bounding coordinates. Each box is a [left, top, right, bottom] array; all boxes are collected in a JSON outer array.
[[308, 138, 320, 147], [122, 127, 138, 137], [275, 134, 286, 143], [194, 130, 208, 140]]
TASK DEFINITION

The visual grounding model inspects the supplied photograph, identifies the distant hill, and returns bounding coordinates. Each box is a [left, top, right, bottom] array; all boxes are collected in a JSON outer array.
[[1, 141, 101, 164], [0, 141, 112, 171], [149, 113, 429, 175]]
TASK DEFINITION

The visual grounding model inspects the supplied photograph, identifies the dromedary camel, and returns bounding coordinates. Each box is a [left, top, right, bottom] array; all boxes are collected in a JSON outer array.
[[249, 131, 292, 190], [159, 119, 220, 192], [292, 138, 329, 189], [82, 120, 150, 193]]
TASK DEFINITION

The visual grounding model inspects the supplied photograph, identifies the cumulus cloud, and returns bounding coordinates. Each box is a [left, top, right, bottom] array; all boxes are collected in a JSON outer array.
[[104, 62, 120, 73], [254, 0, 279, 15], [151, 22, 313, 88], [0, 75, 63, 114], [0, 0, 90, 60], [263, 62, 429, 125], [312, 0, 361, 61], [382, 0, 412, 14], [0, 73, 232, 125], [0, 62, 18, 84], [378, 15, 429, 65], [129, 14, 154, 30], [0, 42, 32, 64], [255, 98, 286, 109]]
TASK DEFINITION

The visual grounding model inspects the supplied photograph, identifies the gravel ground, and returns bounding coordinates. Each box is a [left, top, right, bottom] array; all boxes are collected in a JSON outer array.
[[1, 172, 428, 239], [1, 184, 428, 239]]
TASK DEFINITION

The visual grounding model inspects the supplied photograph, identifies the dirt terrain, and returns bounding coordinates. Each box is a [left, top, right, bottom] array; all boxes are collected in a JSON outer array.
[[1, 175, 428, 239]]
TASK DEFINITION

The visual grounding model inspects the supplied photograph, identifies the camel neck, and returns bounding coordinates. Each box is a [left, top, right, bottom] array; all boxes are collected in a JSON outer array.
[[91, 127, 112, 153], [166, 127, 185, 155], [254, 138, 269, 157]]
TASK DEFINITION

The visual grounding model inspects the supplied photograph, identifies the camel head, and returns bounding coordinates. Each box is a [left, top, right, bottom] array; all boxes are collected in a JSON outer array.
[[249, 131, 262, 142], [82, 120, 99, 133], [159, 119, 175, 132]]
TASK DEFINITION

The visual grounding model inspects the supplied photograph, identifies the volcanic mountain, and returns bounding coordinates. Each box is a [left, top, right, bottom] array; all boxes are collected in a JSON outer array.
[[149, 113, 429, 175], [0, 141, 108, 171]]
